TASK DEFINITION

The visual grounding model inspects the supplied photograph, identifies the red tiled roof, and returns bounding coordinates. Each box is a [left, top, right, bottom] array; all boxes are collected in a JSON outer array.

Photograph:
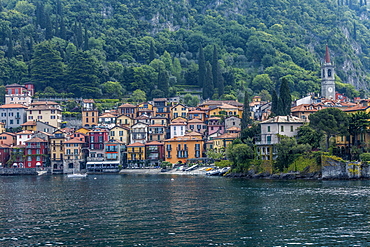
[[64, 138, 85, 144], [145, 141, 163, 145], [127, 142, 145, 147], [25, 137, 47, 143], [21, 121, 36, 126], [0, 104, 27, 109]]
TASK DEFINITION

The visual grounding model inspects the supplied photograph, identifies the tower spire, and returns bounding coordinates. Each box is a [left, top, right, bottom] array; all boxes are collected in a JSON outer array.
[[325, 45, 331, 63]]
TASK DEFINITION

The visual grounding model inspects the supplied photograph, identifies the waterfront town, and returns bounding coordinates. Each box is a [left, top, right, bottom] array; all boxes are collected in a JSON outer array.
[[0, 47, 368, 174]]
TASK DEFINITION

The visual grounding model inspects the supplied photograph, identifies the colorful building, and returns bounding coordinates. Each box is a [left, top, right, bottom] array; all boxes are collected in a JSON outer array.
[[24, 137, 49, 168], [164, 133, 204, 164], [127, 142, 146, 167], [0, 104, 28, 129], [145, 141, 164, 166], [27, 101, 62, 128]]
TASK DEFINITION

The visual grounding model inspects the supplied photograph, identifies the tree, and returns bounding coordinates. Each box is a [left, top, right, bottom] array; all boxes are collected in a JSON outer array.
[[66, 51, 101, 98], [226, 144, 254, 166], [241, 91, 252, 130], [297, 125, 323, 150], [31, 41, 65, 92], [271, 90, 279, 116], [309, 108, 349, 151], [348, 111, 370, 147], [203, 61, 214, 99], [101, 81, 124, 99], [251, 74, 273, 92], [212, 45, 224, 96], [130, 89, 146, 103], [158, 70, 169, 97], [149, 40, 156, 62], [198, 44, 206, 87], [279, 77, 291, 115], [275, 136, 312, 171]]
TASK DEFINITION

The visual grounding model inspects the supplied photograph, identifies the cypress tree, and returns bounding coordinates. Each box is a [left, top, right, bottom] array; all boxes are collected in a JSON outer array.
[[203, 62, 214, 99], [241, 91, 252, 130], [83, 27, 89, 51], [279, 78, 292, 115], [353, 22, 357, 40], [212, 45, 218, 89], [198, 44, 206, 88], [60, 17, 66, 40], [149, 41, 156, 62], [6, 30, 13, 58], [45, 14, 53, 40], [271, 90, 278, 116], [158, 70, 169, 97], [76, 22, 83, 48]]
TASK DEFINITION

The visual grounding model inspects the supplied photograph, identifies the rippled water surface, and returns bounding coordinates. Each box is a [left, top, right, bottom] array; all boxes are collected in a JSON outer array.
[[1, 175, 370, 246]]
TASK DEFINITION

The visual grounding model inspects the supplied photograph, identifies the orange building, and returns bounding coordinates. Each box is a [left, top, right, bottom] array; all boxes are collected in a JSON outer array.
[[163, 132, 204, 164]]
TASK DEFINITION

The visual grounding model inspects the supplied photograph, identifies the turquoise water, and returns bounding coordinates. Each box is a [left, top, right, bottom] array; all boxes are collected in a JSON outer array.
[[0, 175, 370, 246]]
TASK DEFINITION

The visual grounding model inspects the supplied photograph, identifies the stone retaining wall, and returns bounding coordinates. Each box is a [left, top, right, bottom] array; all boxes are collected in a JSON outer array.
[[322, 158, 370, 179], [0, 168, 38, 175]]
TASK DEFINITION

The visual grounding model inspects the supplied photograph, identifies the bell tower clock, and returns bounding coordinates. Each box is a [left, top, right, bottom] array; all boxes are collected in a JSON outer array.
[[321, 46, 335, 99]]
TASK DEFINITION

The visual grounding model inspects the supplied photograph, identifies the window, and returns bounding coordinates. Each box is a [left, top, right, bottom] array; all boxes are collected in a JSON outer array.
[[110, 131, 115, 136], [267, 136, 271, 143], [281, 126, 284, 132], [267, 126, 270, 132], [27, 156, 32, 161], [86, 118, 89, 123], [290, 126, 293, 132], [74, 149, 78, 155], [36, 156, 41, 161], [328, 69, 332, 77]]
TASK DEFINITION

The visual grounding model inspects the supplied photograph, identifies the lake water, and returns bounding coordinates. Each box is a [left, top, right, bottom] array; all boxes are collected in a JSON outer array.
[[0, 175, 370, 246]]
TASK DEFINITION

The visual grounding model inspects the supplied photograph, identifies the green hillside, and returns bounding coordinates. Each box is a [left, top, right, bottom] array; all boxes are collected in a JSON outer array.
[[0, 0, 369, 101]]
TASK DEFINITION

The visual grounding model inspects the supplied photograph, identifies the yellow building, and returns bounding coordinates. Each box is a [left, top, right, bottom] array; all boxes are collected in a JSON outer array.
[[21, 120, 36, 131], [212, 133, 239, 152], [50, 130, 66, 173], [116, 114, 134, 128], [164, 132, 204, 164], [208, 103, 243, 118], [127, 142, 146, 167], [63, 138, 86, 173], [0, 122, 5, 133], [82, 110, 98, 128], [109, 126, 130, 144], [75, 127, 90, 135], [137, 102, 154, 117], [26, 101, 62, 128], [171, 104, 188, 119]]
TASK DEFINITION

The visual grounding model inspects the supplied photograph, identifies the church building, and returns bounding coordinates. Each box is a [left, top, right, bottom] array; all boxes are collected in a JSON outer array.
[[321, 46, 335, 99]]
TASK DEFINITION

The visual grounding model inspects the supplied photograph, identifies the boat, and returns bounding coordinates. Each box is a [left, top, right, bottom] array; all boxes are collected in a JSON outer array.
[[67, 173, 87, 178]]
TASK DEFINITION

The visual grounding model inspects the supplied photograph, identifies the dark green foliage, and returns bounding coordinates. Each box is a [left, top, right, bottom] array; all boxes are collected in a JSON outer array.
[[279, 78, 292, 116], [198, 45, 206, 88], [66, 51, 101, 98], [297, 125, 323, 150], [203, 61, 214, 100], [158, 70, 169, 97], [348, 111, 370, 146], [31, 41, 65, 92], [309, 108, 349, 151], [0, 0, 367, 100], [275, 136, 312, 171], [241, 90, 251, 130], [271, 90, 278, 116]]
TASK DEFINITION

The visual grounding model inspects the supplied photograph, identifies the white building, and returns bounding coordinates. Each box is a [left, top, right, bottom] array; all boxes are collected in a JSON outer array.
[[0, 104, 28, 129], [256, 116, 304, 160], [130, 122, 148, 144]]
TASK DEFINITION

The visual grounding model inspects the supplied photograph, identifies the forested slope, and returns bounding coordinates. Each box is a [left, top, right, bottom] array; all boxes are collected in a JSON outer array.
[[0, 0, 369, 101]]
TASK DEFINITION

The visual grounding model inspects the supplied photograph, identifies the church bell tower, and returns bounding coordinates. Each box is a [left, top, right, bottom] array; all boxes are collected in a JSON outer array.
[[321, 46, 335, 99]]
